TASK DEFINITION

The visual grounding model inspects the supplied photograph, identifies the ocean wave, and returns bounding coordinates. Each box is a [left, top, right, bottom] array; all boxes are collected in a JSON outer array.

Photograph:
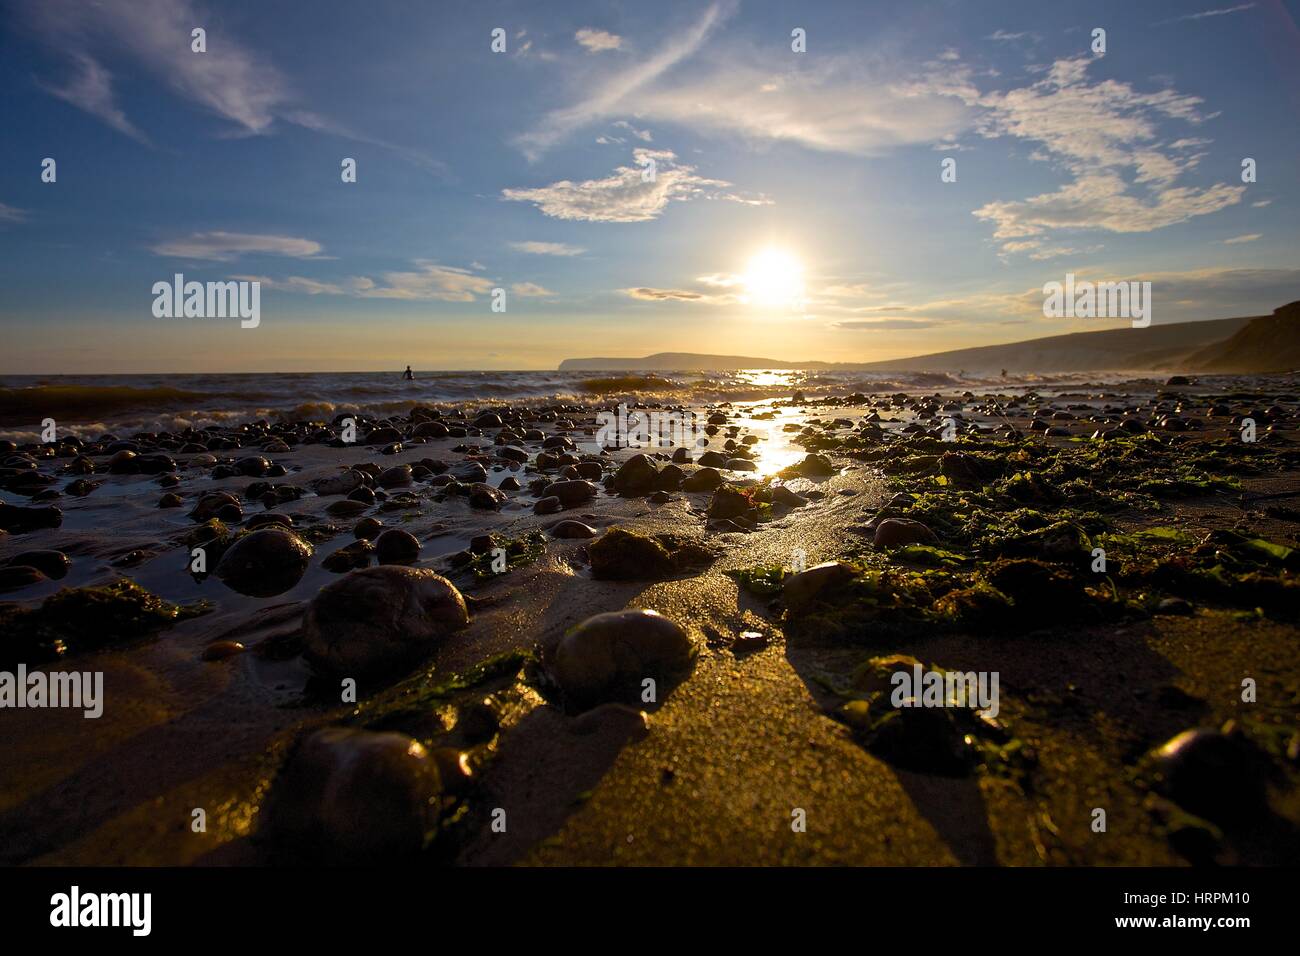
[[0, 384, 210, 426]]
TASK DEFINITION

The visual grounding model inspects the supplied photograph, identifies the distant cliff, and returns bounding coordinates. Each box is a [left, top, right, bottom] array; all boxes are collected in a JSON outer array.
[[558, 313, 1266, 374], [1188, 301, 1300, 373]]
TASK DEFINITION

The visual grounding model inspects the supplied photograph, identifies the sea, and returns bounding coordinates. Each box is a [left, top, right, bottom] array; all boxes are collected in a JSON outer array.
[[0, 367, 1102, 441]]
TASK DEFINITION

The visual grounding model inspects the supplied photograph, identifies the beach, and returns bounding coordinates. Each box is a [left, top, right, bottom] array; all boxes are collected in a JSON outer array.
[[1, 372, 1298, 866]]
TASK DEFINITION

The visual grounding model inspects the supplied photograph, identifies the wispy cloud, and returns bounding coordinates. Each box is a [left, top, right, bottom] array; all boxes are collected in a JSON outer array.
[[246, 263, 498, 302], [0, 203, 27, 224], [502, 149, 768, 222], [575, 28, 623, 53], [152, 232, 325, 261], [511, 282, 555, 297], [231, 275, 354, 295], [354, 263, 495, 301], [623, 287, 740, 304], [39, 52, 150, 143], [516, 0, 737, 160], [510, 241, 587, 256], [20, 0, 444, 174], [1155, 3, 1256, 26], [1224, 233, 1262, 244]]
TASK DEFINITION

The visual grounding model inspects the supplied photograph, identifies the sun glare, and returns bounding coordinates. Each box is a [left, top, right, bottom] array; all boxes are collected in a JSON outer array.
[[742, 248, 805, 311]]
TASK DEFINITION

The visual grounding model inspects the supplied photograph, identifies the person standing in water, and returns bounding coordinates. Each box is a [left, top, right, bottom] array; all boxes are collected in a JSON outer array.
[[403, 365, 414, 380]]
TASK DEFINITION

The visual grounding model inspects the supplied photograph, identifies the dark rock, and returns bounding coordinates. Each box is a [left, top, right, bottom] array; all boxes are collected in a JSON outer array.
[[301, 566, 469, 676], [262, 727, 441, 863], [794, 453, 835, 477], [215, 529, 313, 597], [707, 486, 754, 520], [613, 454, 660, 495], [468, 482, 505, 510], [1149, 725, 1270, 825], [547, 609, 695, 708], [589, 528, 673, 580], [783, 561, 855, 611], [872, 518, 937, 548], [378, 465, 413, 488], [533, 496, 562, 515], [5, 549, 70, 579], [542, 479, 598, 508], [375, 529, 421, 565], [0, 565, 46, 591], [0, 503, 64, 533], [322, 539, 374, 573], [682, 467, 723, 492]]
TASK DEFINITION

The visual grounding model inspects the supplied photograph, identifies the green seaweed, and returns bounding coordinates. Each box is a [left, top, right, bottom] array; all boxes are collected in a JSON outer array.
[[0, 578, 212, 666]]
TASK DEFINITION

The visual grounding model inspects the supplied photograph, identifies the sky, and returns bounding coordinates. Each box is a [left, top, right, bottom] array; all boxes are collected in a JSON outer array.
[[0, 0, 1298, 373]]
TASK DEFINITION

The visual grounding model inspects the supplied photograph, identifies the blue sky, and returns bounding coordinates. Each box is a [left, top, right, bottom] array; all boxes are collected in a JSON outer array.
[[1, 0, 1298, 372]]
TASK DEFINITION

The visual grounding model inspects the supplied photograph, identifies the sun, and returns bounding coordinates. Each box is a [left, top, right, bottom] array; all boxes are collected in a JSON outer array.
[[742, 248, 805, 311]]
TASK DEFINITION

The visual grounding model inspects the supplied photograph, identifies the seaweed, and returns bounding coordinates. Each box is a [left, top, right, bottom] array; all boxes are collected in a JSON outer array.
[[0, 578, 213, 666]]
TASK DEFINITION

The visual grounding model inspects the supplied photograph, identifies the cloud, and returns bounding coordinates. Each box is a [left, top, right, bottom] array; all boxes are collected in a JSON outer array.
[[614, 120, 652, 141], [24, 0, 289, 135], [19, 0, 444, 174], [511, 282, 555, 297], [623, 286, 740, 304], [0, 203, 26, 224], [946, 57, 1246, 254], [230, 274, 353, 295], [235, 262, 500, 301], [502, 148, 768, 222], [152, 232, 324, 261], [831, 318, 941, 330], [1252, 199, 1273, 208], [1223, 233, 1262, 244], [516, 0, 738, 159], [1155, 4, 1256, 25], [632, 58, 973, 157], [576, 28, 623, 53], [510, 241, 586, 256], [842, 267, 1300, 330], [987, 30, 1040, 41], [39, 52, 150, 143], [357, 262, 495, 301]]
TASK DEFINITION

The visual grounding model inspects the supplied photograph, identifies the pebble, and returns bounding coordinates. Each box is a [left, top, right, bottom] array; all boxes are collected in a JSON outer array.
[[262, 727, 442, 863], [548, 609, 695, 708], [375, 529, 421, 564], [302, 566, 469, 675], [215, 529, 314, 596]]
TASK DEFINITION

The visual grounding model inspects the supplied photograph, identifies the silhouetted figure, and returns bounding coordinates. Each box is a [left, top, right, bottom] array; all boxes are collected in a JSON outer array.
[[403, 365, 414, 380]]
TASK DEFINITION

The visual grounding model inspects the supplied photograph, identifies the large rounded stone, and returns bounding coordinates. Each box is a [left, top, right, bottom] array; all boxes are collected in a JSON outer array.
[[872, 518, 937, 548], [548, 609, 695, 707], [262, 727, 441, 862], [302, 566, 469, 676], [4, 549, 70, 579], [542, 479, 598, 508], [375, 528, 421, 564], [589, 528, 673, 580], [613, 454, 660, 495], [215, 528, 313, 597], [783, 561, 855, 612]]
